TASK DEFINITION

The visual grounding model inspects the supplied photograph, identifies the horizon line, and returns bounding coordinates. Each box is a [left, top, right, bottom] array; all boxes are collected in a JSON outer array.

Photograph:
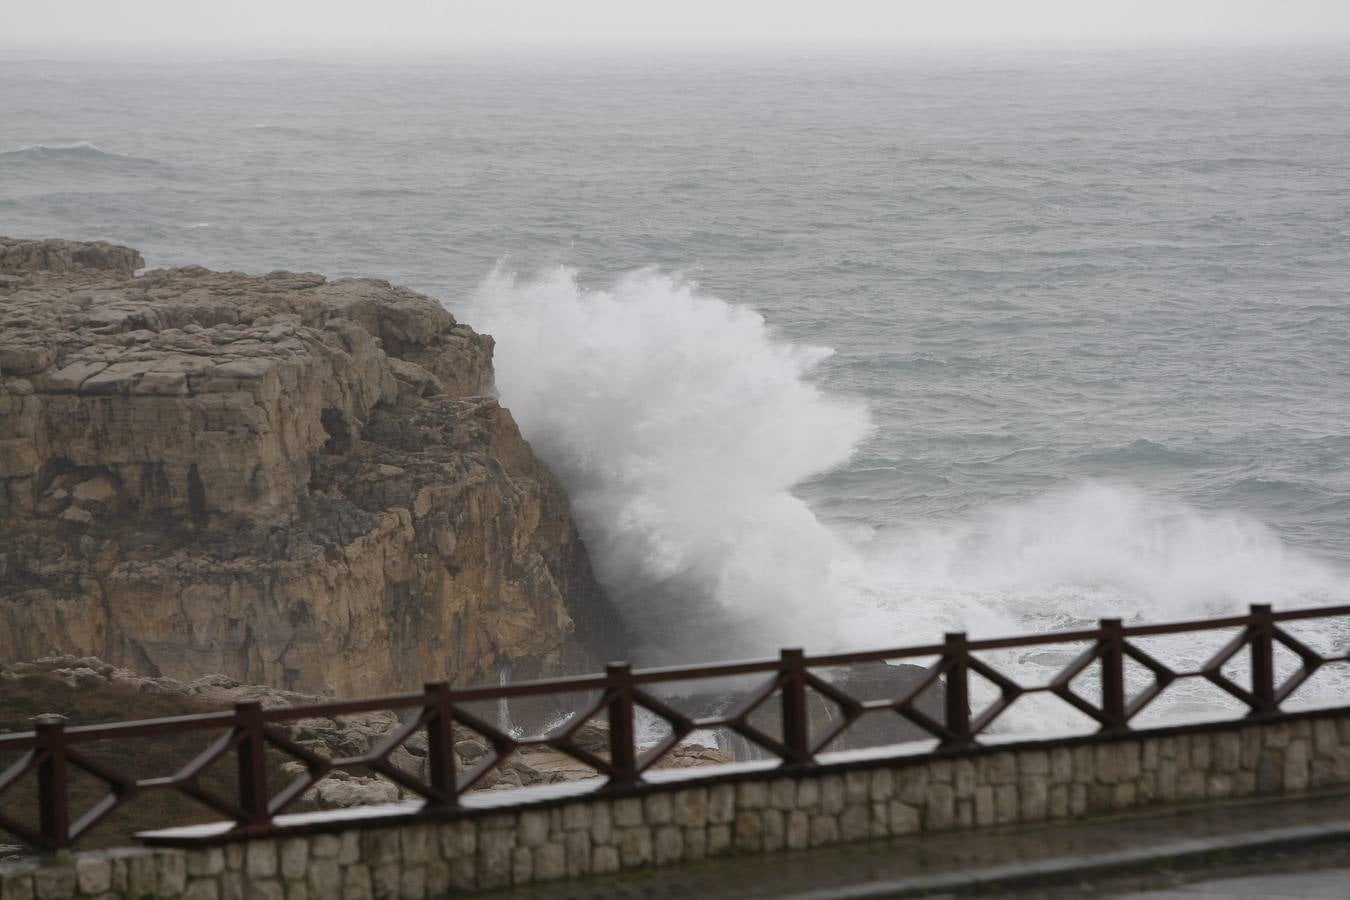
[[4, 35, 1350, 61]]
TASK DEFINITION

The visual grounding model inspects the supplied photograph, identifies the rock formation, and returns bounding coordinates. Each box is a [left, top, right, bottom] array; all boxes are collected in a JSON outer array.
[[0, 238, 621, 695]]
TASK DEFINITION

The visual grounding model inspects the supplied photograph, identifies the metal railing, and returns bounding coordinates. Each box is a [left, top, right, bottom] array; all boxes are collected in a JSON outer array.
[[1, 602, 1348, 850]]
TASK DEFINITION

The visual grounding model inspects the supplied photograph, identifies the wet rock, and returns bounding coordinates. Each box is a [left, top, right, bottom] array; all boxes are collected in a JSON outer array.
[[572, 720, 611, 754], [311, 778, 400, 809], [652, 744, 736, 769], [70, 476, 117, 505], [58, 506, 92, 525], [455, 739, 488, 762]]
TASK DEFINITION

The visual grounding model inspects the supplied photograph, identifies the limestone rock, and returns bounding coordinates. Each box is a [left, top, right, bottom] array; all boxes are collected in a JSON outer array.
[[455, 739, 488, 762], [0, 236, 144, 277], [0, 238, 622, 695], [571, 719, 611, 754], [653, 744, 736, 769], [310, 778, 401, 809]]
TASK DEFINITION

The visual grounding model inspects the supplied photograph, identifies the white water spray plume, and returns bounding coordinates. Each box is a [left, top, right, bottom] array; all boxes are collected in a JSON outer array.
[[469, 266, 871, 659], [465, 266, 1349, 723]]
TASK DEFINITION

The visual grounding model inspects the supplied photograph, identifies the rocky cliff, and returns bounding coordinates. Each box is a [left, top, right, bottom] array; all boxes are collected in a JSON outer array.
[[0, 238, 621, 695]]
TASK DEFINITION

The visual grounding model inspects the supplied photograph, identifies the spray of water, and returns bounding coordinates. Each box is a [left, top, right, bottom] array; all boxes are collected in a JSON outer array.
[[468, 265, 871, 659], [841, 481, 1344, 644], [463, 266, 1349, 728]]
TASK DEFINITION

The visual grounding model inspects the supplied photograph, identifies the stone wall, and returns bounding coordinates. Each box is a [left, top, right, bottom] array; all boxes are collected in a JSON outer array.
[[4, 707, 1350, 899]]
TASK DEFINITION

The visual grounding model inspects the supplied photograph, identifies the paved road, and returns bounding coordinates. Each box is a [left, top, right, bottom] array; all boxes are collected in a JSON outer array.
[[1001, 849, 1350, 899], [1112, 869, 1350, 899], [482, 791, 1350, 899]]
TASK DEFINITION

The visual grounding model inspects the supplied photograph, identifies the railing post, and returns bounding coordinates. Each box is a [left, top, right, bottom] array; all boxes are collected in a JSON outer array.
[[235, 701, 270, 825], [780, 648, 811, 765], [1249, 604, 1277, 716], [34, 716, 70, 850], [941, 632, 973, 749], [606, 663, 638, 789], [1100, 618, 1127, 732], [424, 681, 458, 807]]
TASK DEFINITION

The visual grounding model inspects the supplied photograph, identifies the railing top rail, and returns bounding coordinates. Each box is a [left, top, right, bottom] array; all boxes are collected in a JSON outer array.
[[628, 657, 782, 684], [425, 672, 613, 704], [1270, 602, 1350, 622], [794, 642, 953, 668], [3, 603, 1348, 749], [0, 710, 241, 750]]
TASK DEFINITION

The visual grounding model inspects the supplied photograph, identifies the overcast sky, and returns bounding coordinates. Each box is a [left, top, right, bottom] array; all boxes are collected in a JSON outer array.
[[8, 0, 1350, 50]]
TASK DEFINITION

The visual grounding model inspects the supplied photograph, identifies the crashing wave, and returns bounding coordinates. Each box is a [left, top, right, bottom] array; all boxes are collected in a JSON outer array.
[[464, 266, 1350, 728]]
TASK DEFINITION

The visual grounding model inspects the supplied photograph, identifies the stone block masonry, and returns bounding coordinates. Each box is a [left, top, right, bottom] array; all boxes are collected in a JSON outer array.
[[4, 707, 1350, 898]]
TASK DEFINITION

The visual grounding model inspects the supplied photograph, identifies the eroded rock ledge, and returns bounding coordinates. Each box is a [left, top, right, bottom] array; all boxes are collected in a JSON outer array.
[[0, 238, 620, 695]]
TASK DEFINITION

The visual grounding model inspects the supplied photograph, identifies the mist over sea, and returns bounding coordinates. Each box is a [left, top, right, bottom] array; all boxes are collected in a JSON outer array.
[[4, 45, 1350, 729]]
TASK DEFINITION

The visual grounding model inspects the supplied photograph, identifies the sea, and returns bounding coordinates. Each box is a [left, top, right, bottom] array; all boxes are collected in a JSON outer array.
[[3, 44, 1350, 732]]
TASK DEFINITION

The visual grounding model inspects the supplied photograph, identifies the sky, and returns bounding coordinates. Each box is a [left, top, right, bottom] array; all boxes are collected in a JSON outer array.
[[6, 0, 1350, 51]]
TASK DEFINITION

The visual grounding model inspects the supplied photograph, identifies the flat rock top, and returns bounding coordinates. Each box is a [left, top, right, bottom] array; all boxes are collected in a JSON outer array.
[[0, 236, 143, 277], [0, 238, 469, 395]]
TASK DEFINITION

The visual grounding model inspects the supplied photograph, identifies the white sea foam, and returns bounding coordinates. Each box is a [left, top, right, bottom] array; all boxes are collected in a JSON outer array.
[[842, 482, 1343, 643], [466, 265, 1350, 730], [468, 265, 871, 658]]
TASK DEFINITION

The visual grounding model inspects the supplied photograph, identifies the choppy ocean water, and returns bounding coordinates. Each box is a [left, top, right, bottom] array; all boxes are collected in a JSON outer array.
[[3, 46, 1350, 730]]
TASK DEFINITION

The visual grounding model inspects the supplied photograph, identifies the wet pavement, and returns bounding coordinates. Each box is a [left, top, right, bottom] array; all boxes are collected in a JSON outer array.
[[480, 790, 1350, 899], [1110, 869, 1350, 899]]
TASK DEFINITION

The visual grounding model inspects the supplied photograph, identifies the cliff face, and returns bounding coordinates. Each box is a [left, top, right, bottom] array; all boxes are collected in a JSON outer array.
[[0, 238, 620, 695]]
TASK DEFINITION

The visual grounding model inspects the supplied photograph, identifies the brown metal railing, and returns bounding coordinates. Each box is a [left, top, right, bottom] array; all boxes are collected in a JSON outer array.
[[2, 602, 1348, 850]]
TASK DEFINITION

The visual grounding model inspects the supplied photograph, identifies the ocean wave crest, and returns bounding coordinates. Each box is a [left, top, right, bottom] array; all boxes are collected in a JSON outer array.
[[0, 141, 162, 168]]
